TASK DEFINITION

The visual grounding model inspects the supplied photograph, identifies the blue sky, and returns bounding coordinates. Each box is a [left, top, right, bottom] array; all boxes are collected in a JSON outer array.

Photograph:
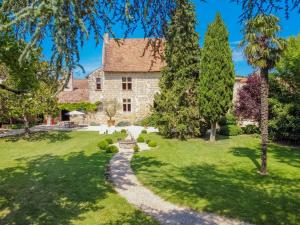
[[42, 0, 300, 78]]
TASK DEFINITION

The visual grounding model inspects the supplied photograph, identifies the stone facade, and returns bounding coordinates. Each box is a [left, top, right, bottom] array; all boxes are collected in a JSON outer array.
[[84, 68, 161, 124]]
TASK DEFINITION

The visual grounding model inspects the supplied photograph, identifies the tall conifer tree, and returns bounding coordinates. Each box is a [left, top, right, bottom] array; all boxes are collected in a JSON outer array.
[[153, 0, 201, 139], [199, 13, 235, 141]]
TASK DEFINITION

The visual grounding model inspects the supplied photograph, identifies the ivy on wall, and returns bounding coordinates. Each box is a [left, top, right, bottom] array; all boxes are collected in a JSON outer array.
[[58, 102, 100, 112]]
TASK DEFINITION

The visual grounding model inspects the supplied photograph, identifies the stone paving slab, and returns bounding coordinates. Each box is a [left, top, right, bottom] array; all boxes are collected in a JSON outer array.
[[109, 147, 251, 225]]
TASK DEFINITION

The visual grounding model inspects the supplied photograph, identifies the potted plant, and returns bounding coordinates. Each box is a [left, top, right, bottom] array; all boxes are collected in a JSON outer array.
[[103, 99, 120, 127]]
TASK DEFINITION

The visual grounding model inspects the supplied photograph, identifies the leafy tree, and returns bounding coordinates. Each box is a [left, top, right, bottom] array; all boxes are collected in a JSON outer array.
[[276, 34, 300, 95], [234, 73, 261, 120], [0, 71, 59, 133], [232, 0, 300, 20], [0, 33, 40, 94], [267, 35, 300, 144], [198, 12, 235, 142], [0, 0, 177, 83], [153, 0, 201, 139], [241, 14, 285, 175], [0, 33, 59, 132]]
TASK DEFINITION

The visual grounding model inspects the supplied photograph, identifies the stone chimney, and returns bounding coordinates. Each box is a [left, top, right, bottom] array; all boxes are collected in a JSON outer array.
[[102, 33, 110, 66]]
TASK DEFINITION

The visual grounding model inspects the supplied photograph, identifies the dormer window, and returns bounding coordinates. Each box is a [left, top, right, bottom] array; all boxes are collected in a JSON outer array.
[[122, 77, 132, 90], [96, 78, 101, 90]]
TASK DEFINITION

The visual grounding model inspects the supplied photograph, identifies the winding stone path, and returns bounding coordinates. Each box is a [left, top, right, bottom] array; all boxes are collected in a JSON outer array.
[[109, 147, 251, 225]]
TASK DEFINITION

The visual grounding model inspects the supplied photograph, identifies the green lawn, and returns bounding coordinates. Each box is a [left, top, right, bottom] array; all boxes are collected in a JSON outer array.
[[132, 133, 300, 225], [0, 131, 158, 225]]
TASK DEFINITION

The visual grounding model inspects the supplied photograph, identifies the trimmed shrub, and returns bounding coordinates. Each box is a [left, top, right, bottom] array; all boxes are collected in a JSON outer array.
[[133, 145, 140, 152], [242, 124, 260, 134], [121, 129, 127, 134], [141, 129, 147, 134], [146, 139, 151, 144], [105, 138, 113, 144], [106, 145, 119, 153], [117, 121, 131, 127], [97, 140, 109, 150], [219, 125, 242, 136], [148, 140, 157, 147], [137, 136, 145, 143]]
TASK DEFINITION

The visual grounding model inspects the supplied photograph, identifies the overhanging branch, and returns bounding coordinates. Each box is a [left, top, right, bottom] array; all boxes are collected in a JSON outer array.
[[0, 84, 26, 94]]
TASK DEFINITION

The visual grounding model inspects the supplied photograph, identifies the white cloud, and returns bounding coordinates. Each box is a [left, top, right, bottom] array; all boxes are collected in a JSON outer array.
[[230, 41, 246, 63], [232, 48, 245, 62]]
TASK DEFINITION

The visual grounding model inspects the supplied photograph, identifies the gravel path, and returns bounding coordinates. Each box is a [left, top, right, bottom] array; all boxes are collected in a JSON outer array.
[[109, 147, 251, 225]]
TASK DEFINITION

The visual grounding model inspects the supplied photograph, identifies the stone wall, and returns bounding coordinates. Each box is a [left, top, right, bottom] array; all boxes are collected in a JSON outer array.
[[87, 69, 161, 124]]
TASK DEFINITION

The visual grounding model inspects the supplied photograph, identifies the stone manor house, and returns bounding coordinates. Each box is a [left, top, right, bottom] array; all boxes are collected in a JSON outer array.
[[58, 34, 247, 125]]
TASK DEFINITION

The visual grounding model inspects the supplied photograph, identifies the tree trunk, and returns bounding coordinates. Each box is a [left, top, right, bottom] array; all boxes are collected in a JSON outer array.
[[210, 122, 217, 142], [260, 68, 269, 175], [23, 115, 30, 135], [46, 114, 52, 126]]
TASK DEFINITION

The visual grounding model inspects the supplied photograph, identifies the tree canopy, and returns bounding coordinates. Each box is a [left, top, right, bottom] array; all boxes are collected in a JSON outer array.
[[198, 13, 235, 141], [276, 34, 300, 95], [153, 0, 201, 139], [234, 73, 261, 120], [232, 0, 300, 20]]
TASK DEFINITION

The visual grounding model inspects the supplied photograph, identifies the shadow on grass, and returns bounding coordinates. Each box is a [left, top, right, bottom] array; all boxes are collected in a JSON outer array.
[[0, 152, 112, 225], [132, 155, 300, 225], [3, 131, 71, 143], [269, 143, 300, 168], [231, 143, 300, 169], [230, 147, 261, 170]]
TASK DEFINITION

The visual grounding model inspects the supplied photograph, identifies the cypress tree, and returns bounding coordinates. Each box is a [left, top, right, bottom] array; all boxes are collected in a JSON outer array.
[[153, 0, 201, 139], [199, 13, 235, 141]]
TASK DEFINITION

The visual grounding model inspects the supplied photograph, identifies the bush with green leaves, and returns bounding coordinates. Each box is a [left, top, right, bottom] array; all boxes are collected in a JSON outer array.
[[133, 145, 140, 152], [136, 136, 145, 143], [146, 139, 151, 144], [97, 140, 109, 150], [105, 138, 113, 145], [242, 124, 260, 134], [269, 98, 300, 144], [141, 130, 147, 134], [148, 140, 157, 147], [135, 115, 159, 127], [121, 129, 127, 134], [219, 113, 237, 126], [106, 145, 119, 153], [219, 125, 243, 136]]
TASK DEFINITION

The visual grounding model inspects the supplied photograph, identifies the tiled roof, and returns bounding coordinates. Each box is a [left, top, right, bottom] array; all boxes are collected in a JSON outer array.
[[235, 77, 248, 83], [58, 79, 89, 103], [103, 38, 165, 72]]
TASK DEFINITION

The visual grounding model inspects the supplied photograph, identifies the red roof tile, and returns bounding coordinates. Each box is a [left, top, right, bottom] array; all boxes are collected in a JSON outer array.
[[235, 77, 248, 83], [58, 79, 89, 103], [103, 38, 165, 72]]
